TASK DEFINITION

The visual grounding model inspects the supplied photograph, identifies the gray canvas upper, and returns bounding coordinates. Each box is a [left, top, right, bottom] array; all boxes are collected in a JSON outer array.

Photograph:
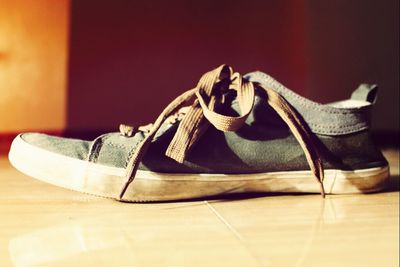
[[20, 71, 387, 174], [246, 71, 374, 135]]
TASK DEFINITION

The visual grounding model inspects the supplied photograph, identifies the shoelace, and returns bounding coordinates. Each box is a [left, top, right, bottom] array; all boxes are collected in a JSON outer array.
[[119, 65, 325, 199]]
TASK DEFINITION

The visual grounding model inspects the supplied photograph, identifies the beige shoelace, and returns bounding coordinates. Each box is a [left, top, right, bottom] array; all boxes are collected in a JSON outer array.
[[119, 65, 325, 199]]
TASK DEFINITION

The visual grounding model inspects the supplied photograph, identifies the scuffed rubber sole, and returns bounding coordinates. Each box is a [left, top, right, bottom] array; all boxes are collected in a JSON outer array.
[[9, 134, 390, 202]]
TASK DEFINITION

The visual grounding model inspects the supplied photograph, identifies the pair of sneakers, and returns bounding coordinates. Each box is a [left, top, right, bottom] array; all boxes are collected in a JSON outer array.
[[9, 65, 389, 202]]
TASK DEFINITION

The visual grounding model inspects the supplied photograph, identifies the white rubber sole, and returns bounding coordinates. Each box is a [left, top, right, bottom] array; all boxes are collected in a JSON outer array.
[[8, 134, 390, 202]]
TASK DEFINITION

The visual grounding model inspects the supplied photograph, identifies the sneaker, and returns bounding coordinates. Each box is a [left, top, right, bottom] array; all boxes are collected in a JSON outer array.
[[8, 65, 389, 202]]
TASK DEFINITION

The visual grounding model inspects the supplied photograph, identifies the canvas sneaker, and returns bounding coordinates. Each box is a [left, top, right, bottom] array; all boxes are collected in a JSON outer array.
[[8, 65, 389, 202]]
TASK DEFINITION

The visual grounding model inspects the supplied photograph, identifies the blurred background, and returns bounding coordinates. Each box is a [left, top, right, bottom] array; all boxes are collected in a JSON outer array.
[[0, 0, 398, 152]]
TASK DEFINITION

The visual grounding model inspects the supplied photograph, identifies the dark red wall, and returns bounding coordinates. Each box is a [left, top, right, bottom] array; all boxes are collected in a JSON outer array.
[[67, 0, 399, 133], [304, 0, 399, 131], [67, 0, 306, 132]]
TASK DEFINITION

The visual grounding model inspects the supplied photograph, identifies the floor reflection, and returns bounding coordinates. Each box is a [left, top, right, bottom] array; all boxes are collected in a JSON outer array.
[[9, 223, 129, 267], [6, 194, 370, 267], [2, 151, 398, 267]]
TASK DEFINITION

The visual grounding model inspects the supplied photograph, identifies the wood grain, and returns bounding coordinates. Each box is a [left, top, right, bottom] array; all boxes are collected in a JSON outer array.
[[0, 149, 398, 267]]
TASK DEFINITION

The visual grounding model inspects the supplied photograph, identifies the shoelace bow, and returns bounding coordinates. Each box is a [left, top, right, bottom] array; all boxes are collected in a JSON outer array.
[[119, 65, 325, 199]]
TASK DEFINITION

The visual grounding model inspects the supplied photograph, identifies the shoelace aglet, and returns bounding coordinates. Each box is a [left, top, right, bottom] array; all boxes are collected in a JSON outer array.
[[119, 179, 132, 200], [120, 124, 134, 137], [319, 181, 326, 198]]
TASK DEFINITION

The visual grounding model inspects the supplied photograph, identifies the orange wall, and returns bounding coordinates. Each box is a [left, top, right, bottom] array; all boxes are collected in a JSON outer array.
[[0, 0, 69, 132]]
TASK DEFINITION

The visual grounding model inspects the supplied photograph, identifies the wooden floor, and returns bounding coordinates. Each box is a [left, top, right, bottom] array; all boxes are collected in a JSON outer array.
[[0, 150, 398, 267]]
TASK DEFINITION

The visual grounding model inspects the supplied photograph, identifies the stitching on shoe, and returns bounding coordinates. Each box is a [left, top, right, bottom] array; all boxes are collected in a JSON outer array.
[[90, 135, 111, 163], [124, 141, 141, 168], [247, 72, 370, 135], [309, 122, 367, 129], [105, 142, 130, 149], [309, 123, 368, 135], [250, 72, 368, 113], [313, 126, 368, 135]]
